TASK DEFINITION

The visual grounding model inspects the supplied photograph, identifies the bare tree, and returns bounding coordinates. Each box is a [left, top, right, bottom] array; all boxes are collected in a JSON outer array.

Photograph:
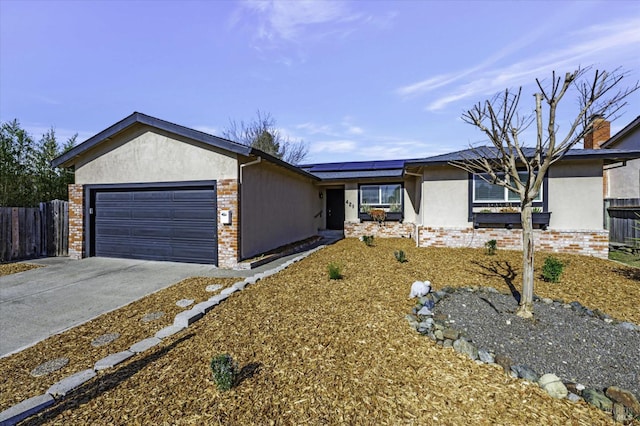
[[222, 110, 309, 165], [450, 67, 638, 318]]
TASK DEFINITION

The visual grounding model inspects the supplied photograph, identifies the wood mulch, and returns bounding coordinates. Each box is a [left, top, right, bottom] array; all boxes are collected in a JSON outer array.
[[0, 262, 42, 277], [2, 238, 639, 424]]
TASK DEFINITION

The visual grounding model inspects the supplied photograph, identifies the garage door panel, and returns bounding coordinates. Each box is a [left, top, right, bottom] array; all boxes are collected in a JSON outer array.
[[93, 186, 217, 264]]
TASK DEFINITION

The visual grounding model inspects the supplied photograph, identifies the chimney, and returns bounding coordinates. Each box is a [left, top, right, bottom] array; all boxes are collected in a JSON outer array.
[[583, 115, 610, 149]]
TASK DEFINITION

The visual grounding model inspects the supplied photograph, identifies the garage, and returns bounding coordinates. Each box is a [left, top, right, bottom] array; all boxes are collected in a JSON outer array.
[[88, 183, 217, 264]]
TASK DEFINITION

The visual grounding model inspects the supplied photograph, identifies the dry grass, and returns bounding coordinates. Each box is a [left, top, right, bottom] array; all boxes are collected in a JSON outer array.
[[3, 238, 639, 425]]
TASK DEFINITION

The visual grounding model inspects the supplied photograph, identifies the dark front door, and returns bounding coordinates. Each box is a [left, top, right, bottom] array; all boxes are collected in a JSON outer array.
[[326, 189, 345, 230]]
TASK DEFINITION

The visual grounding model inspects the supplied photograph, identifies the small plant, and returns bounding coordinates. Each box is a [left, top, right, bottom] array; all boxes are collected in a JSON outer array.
[[485, 239, 497, 255], [541, 256, 564, 283], [210, 354, 238, 391], [369, 208, 386, 224], [532, 207, 542, 213], [394, 250, 407, 263], [328, 262, 343, 280], [361, 235, 375, 246]]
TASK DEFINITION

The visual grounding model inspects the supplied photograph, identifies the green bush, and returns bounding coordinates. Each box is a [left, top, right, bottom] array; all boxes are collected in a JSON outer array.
[[394, 250, 407, 263], [362, 235, 374, 246], [542, 256, 564, 283], [210, 354, 238, 391], [485, 239, 497, 255], [328, 263, 343, 280]]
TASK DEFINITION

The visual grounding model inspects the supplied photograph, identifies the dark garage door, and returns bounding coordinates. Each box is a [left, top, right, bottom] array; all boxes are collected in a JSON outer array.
[[92, 185, 217, 264]]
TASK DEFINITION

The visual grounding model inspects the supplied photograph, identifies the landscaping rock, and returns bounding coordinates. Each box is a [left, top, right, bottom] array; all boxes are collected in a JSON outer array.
[[47, 369, 96, 397], [434, 329, 444, 340], [209, 294, 228, 304], [176, 299, 194, 308], [511, 365, 539, 382], [232, 281, 247, 290], [477, 348, 494, 364], [409, 281, 430, 298], [30, 357, 69, 377], [129, 337, 161, 354], [91, 332, 120, 346], [192, 300, 218, 314], [567, 393, 581, 403], [141, 312, 164, 322], [0, 393, 54, 425], [565, 382, 585, 396], [619, 322, 638, 331], [174, 309, 203, 328], [417, 306, 433, 316], [442, 328, 459, 341], [220, 287, 238, 296], [205, 284, 222, 292], [453, 338, 478, 360], [494, 354, 512, 373], [94, 351, 135, 371], [155, 325, 185, 339], [583, 388, 613, 411], [605, 386, 640, 415], [538, 373, 568, 399]]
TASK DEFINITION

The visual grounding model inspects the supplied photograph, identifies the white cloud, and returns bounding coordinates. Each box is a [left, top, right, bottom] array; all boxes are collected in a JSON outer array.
[[296, 122, 334, 135], [241, 0, 359, 42], [398, 15, 640, 112], [310, 139, 357, 154]]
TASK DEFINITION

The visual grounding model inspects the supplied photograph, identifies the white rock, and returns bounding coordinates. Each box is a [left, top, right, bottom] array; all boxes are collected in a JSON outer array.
[[176, 299, 194, 308], [409, 281, 431, 298], [205, 284, 222, 292], [417, 306, 433, 316], [539, 373, 568, 399]]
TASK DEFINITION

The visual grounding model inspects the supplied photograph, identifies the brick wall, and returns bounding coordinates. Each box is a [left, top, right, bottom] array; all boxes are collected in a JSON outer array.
[[217, 179, 240, 268], [344, 220, 415, 239], [68, 184, 84, 259], [417, 226, 609, 258]]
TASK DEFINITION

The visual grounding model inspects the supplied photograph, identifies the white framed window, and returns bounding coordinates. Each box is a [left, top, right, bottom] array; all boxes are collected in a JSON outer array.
[[359, 183, 402, 212], [473, 173, 542, 203]]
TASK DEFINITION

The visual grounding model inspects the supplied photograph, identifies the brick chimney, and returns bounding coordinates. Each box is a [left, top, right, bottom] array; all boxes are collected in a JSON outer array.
[[583, 115, 610, 149]]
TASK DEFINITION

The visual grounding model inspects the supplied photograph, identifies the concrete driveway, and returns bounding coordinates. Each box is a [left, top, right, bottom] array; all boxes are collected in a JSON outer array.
[[0, 257, 249, 358]]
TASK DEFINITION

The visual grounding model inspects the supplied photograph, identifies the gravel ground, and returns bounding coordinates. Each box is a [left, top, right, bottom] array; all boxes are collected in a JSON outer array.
[[435, 290, 640, 398]]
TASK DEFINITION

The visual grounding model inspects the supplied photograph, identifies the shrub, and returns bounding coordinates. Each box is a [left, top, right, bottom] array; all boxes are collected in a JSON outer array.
[[542, 256, 564, 283], [394, 250, 407, 263], [369, 208, 386, 223], [362, 235, 374, 247], [485, 239, 497, 255], [210, 354, 238, 391], [328, 263, 343, 280]]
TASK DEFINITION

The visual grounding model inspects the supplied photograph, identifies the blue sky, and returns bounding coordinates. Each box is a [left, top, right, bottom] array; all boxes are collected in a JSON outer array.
[[1, 0, 639, 164]]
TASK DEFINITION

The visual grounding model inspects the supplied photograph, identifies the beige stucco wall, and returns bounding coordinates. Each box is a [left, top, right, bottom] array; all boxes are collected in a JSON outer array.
[[344, 182, 359, 222], [547, 160, 603, 230], [607, 158, 640, 198], [422, 166, 470, 227], [240, 161, 321, 259], [74, 125, 238, 184]]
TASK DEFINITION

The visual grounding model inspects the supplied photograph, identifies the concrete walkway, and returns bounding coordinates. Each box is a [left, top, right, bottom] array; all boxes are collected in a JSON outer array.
[[0, 231, 343, 358]]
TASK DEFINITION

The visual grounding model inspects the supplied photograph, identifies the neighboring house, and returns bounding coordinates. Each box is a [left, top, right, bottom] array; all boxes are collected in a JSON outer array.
[[53, 112, 640, 265], [599, 115, 640, 198]]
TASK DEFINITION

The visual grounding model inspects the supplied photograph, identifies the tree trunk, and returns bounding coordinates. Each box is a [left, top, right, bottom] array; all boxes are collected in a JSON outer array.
[[517, 203, 535, 318]]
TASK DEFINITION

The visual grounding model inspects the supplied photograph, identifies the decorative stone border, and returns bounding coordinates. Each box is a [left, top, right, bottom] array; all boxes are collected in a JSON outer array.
[[0, 246, 327, 426], [406, 285, 640, 424]]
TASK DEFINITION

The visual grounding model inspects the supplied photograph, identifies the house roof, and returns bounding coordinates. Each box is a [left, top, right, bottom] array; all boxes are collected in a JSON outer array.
[[405, 146, 640, 167], [299, 159, 412, 180], [600, 115, 640, 149], [51, 112, 319, 181]]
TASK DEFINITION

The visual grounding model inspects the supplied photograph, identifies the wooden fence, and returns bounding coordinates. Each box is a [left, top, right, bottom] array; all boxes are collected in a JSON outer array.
[[605, 198, 640, 247], [0, 200, 68, 262]]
